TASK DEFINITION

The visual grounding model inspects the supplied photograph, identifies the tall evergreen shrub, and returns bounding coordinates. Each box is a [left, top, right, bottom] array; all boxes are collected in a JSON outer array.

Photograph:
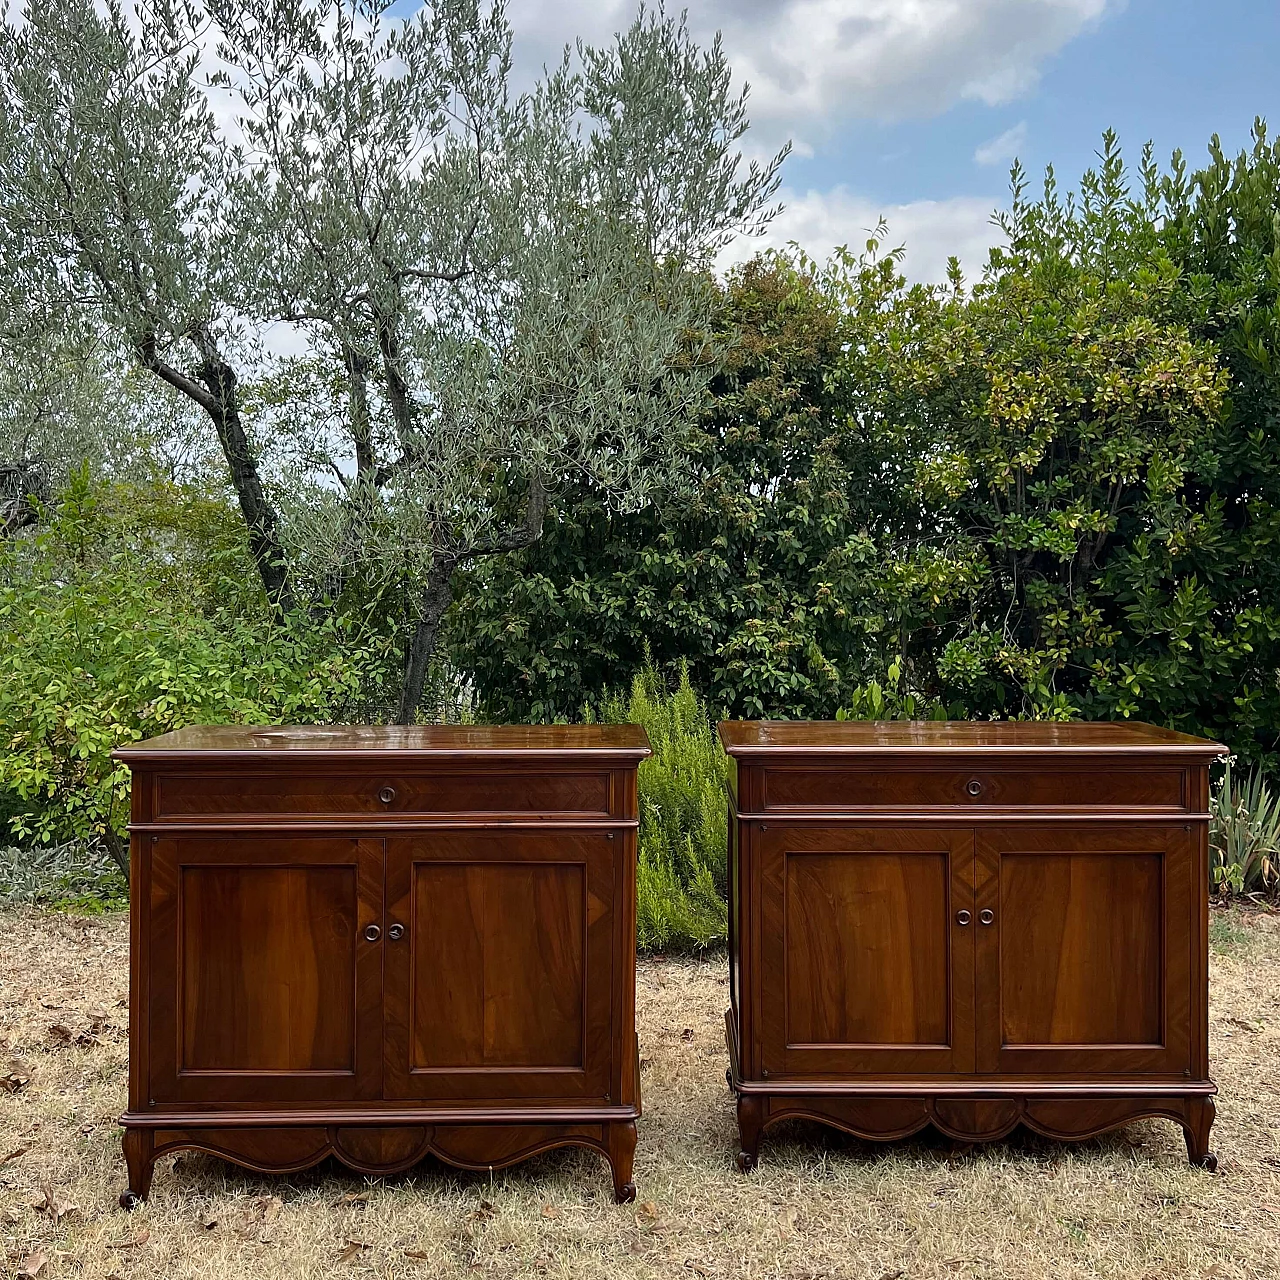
[[595, 662, 728, 951]]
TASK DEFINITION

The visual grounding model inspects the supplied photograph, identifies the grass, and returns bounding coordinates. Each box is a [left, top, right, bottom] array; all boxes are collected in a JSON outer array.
[[2, 907, 1280, 1279]]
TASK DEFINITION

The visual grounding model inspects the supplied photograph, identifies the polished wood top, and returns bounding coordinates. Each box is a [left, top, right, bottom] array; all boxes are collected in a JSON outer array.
[[115, 724, 652, 763], [718, 720, 1226, 757]]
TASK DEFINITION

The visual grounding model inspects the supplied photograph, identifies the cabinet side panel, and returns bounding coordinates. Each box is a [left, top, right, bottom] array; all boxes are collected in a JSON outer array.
[[181, 866, 358, 1071], [412, 863, 585, 1068]]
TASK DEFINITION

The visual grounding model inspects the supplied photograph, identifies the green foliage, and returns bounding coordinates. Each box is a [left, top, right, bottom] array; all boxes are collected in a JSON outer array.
[[1210, 760, 1280, 898], [453, 246, 927, 720], [835, 660, 957, 721], [0, 470, 396, 874], [0, 841, 128, 912], [594, 662, 727, 951], [454, 128, 1280, 776]]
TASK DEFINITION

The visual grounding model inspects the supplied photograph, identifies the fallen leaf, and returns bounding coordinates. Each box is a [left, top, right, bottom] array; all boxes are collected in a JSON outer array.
[[39, 998, 61, 1010], [79, 1123, 95, 1135], [639, 1057, 653, 1071], [336, 1240, 369, 1263], [2, 1207, 21, 1225], [47, 1023, 73, 1043], [108, 1230, 150, 1249], [777, 1205, 798, 1238], [16, 1251, 46, 1279], [2, 1146, 27, 1163], [684, 1262, 711, 1277], [1262, 1204, 1280, 1215], [681, 1028, 695, 1042], [332, 1191, 369, 1208], [32, 1182, 78, 1224], [404, 1249, 431, 1261], [200, 1213, 218, 1230], [469, 1199, 496, 1222], [634, 1200, 660, 1226], [260, 1195, 283, 1224], [540, 1203, 559, 1219]]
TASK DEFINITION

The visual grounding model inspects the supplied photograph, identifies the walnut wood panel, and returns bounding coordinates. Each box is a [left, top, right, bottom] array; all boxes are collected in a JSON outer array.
[[757, 824, 975, 1076], [180, 864, 358, 1072], [975, 825, 1193, 1075], [720, 719, 1225, 755], [409, 862, 584, 1068], [153, 771, 611, 820], [115, 726, 647, 1206], [761, 766, 1186, 812], [720, 720, 1223, 1172], [147, 835, 384, 1105], [383, 830, 616, 1102]]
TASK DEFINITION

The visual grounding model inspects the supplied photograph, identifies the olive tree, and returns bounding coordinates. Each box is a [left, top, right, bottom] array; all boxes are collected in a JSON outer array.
[[1, 0, 785, 720], [0, 0, 296, 606]]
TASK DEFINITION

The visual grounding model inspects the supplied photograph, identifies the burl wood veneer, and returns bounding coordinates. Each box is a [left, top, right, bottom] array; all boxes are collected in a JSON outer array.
[[719, 720, 1226, 1171], [114, 724, 650, 1206]]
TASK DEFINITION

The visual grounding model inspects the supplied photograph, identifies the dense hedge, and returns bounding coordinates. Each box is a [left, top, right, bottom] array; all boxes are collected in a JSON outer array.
[[453, 128, 1280, 773]]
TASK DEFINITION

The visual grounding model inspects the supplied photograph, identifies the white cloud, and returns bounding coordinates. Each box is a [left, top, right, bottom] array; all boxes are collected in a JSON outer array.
[[974, 120, 1029, 166], [507, 0, 1115, 150], [719, 186, 1007, 285]]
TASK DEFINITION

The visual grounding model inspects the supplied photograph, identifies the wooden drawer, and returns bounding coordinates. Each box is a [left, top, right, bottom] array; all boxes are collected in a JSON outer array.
[[760, 765, 1188, 812], [152, 770, 613, 820]]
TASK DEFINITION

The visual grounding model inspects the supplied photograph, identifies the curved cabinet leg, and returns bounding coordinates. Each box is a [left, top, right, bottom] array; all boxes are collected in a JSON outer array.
[[607, 1120, 637, 1203], [120, 1128, 155, 1210], [1183, 1097, 1218, 1171], [735, 1093, 764, 1173]]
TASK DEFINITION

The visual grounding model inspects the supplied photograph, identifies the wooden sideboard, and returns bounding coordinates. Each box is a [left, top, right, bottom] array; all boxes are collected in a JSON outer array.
[[719, 720, 1227, 1171], [113, 724, 650, 1206]]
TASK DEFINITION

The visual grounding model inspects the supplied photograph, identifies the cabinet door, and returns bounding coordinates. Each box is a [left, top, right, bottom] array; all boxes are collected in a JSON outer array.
[[757, 825, 976, 1076], [383, 831, 617, 1102], [975, 825, 1193, 1075], [147, 835, 384, 1105]]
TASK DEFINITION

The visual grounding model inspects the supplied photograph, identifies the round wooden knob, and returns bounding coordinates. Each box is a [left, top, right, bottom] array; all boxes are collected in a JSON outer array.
[[378, 785, 396, 804]]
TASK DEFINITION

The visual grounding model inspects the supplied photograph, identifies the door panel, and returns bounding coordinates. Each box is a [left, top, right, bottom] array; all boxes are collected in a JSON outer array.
[[759, 825, 975, 1076], [384, 831, 615, 1101], [975, 826, 1192, 1074], [410, 862, 585, 1069], [149, 836, 383, 1104]]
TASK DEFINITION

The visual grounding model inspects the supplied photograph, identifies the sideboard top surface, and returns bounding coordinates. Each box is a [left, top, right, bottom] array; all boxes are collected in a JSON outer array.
[[718, 719, 1226, 758], [115, 723, 652, 764]]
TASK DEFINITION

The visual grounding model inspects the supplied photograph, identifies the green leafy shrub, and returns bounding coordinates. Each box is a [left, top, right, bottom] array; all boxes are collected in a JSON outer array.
[[1210, 760, 1280, 898], [0, 841, 127, 912], [0, 471, 396, 878], [836, 659, 959, 721], [594, 662, 728, 951]]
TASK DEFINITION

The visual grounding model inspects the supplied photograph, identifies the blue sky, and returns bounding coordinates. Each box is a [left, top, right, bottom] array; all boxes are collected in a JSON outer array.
[[501, 0, 1280, 281]]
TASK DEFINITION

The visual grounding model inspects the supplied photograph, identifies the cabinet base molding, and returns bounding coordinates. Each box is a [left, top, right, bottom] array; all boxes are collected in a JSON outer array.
[[726, 1019, 1216, 1171], [119, 1115, 639, 1208]]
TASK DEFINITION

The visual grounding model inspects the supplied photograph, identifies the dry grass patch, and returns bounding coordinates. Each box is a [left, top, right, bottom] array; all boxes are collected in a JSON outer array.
[[2, 905, 1280, 1279]]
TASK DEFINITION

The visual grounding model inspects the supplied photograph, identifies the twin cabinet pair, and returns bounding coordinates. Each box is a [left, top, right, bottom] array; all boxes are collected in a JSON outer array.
[[114, 720, 1225, 1208]]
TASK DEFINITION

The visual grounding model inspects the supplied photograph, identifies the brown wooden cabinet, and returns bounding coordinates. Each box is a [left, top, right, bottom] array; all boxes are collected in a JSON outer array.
[[114, 725, 650, 1206], [720, 720, 1225, 1171]]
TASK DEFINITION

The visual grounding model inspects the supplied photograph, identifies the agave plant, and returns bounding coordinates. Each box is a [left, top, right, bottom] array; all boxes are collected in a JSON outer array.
[[1210, 760, 1280, 897]]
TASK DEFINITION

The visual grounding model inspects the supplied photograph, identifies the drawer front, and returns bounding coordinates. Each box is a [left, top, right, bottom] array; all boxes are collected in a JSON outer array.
[[152, 771, 613, 820], [761, 766, 1187, 812]]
